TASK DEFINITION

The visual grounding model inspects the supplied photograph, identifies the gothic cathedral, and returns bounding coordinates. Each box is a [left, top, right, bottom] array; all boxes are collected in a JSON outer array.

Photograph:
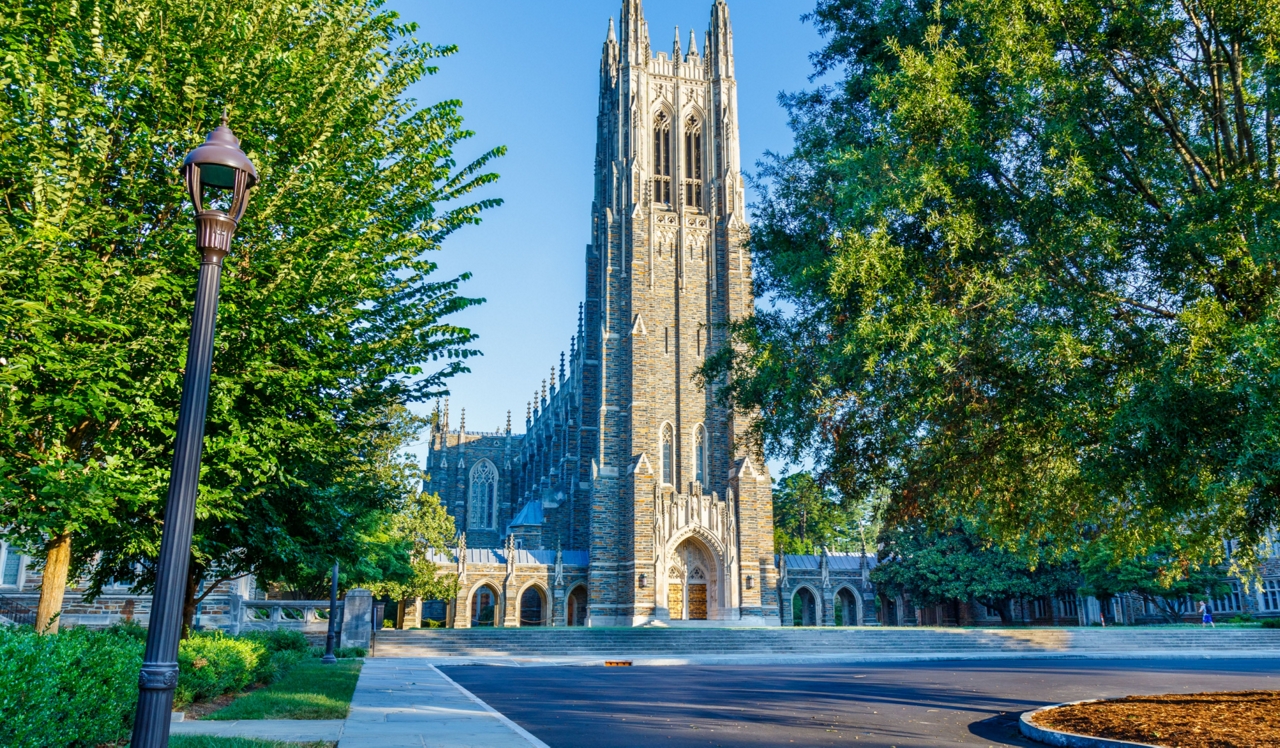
[[424, 0, 780, 628]]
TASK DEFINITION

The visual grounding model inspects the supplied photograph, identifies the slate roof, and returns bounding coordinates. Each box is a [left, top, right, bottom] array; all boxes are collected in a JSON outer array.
[[781, 552, 877, 571], [423, 548, 589, 567]]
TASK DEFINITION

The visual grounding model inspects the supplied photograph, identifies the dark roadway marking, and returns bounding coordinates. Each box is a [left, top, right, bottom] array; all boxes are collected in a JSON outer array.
[[439, 658, 1280, 747]]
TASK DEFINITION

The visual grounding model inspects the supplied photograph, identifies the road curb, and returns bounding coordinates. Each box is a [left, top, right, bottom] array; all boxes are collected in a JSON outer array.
[[1020, 701, 1161, 748]]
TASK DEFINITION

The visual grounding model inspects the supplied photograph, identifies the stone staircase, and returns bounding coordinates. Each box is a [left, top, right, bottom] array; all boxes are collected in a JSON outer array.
[[372, 626, 1280, 659]]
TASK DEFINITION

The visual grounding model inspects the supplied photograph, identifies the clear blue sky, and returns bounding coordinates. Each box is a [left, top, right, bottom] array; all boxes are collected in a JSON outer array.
[[386, 0, 824, 473]]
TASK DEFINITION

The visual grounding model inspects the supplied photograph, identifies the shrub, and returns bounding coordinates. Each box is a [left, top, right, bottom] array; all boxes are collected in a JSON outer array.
[[1263, 618, 1280, 629], [1228, 614, 1256, 624], [0, 625, 143, 748], [239, 628, 310, 654], [176, 632, 268, 708], [334, 646, 367, 658]]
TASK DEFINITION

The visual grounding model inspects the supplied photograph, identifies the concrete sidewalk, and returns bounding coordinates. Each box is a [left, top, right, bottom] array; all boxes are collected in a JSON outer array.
[[340, 658, 547, 747], [171, 659, 548, 747]]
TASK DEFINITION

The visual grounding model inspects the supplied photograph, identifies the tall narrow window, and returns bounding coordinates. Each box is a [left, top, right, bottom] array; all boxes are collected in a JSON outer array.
[[683, 116, 703, 209], [661, 423, 674, 485], [693, 425, 706, 486], [653, 113, 672, 205], [468, 460, 499, 529], [0, 541, 22, 587]]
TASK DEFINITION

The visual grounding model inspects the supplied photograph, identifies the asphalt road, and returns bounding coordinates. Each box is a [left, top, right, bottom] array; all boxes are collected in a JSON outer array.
[[439, 658, 1280, 748]]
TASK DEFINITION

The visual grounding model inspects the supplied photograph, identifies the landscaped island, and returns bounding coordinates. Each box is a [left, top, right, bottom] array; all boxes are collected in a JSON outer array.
[[1028, 691, 1280, 747]]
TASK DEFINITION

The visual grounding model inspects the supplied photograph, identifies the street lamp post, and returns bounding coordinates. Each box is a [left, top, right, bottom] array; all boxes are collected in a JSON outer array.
[[132, 116, 257, 748], [322, 561, 340, 664]]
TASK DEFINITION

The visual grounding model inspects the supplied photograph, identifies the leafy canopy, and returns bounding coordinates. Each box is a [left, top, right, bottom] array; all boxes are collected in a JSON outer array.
[[871, 521, 1080, 623], [709, 0, 1280, 566], [773, 472, 878, 555], [0, 0, 501, 597]]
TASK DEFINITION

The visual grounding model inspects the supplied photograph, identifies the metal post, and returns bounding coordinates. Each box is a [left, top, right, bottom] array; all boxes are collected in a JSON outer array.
[[131, 246, 227, 748], [322, 561, 339, 664]]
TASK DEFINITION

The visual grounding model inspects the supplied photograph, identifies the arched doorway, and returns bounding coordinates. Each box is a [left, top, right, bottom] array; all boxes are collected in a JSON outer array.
[[566, 586, 587, 626], [519, 587, 545, 626], [667, 537, 716, 621], [471, 585, 498, 627], [793, 587, 817, 626], [835, 588, 859, 626]]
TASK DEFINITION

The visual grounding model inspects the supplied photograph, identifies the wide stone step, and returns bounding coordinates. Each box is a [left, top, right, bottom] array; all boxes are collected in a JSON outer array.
[[371, 628, 1280, 658]]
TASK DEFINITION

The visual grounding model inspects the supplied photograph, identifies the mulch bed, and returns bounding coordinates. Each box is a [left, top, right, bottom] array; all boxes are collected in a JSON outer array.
[[1030, 691, 1280, 747]]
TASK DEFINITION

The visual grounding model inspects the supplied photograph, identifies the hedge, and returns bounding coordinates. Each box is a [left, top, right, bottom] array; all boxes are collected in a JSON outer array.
[[0, 623, 317, 746], [0, 623, 144, 748]]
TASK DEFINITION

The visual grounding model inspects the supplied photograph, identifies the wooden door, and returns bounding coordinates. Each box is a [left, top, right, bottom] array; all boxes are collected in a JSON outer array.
[[689, 583, 707, 620], [669, 583, 684, 620]]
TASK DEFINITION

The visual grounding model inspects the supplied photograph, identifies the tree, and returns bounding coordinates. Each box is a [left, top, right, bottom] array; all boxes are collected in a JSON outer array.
[[706, 0, 1280, 568], [1078, 537, 1231, 624], [363, 488, 459, 604], [773, 471, 879, 555], [871, 521, 1080, 624], [0, 0, 502, 632]]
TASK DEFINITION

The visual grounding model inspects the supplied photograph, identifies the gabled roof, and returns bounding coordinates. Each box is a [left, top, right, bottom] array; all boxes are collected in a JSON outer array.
[[424, 548, 590, 567], [781, 552, 878, 571]]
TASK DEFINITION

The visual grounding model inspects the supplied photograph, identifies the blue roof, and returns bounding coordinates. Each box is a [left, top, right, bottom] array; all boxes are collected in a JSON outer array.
[[509, 499, 544, 527], [424, 548, 590, 567], [782, 552, 877, 571]]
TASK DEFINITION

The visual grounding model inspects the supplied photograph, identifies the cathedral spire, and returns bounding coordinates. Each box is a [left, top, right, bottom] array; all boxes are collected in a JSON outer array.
[[709, 0, 735, 80], [559, 352, 566, 383], [689, 28, 698, 57], [506, 410, 512, 435], [607, 16, 616, 43], [618, 0, 649, 64], [673, 25, 681, 58]]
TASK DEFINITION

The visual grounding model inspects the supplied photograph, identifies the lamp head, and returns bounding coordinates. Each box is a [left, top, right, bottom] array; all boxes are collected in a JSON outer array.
[[182, 114, 258, 256]]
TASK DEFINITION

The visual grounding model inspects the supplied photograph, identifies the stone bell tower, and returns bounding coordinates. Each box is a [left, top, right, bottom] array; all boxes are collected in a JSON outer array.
[[580, 0, 779, 626]]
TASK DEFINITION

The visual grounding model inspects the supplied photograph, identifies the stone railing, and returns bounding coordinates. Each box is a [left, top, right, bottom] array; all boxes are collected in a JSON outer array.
[[230, 597, 340, 636]]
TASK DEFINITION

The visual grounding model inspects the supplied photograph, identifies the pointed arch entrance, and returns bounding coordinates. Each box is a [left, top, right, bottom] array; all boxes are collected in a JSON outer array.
[[666, 536, 718, 621]]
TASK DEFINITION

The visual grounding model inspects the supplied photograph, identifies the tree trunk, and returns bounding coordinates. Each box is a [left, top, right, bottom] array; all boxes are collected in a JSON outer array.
[[1097, 594, 1114, 626], [36, 532, 73, 634], [181, 557, 205, 639]]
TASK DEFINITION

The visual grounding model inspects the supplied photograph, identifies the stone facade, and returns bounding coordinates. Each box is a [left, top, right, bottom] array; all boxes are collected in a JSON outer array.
[[424, 0, 778, 627], [778, 552, 878, 627]]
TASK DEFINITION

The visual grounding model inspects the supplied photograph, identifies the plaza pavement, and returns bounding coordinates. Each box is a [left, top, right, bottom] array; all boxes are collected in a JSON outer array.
[[169, 652, 1280, 747]]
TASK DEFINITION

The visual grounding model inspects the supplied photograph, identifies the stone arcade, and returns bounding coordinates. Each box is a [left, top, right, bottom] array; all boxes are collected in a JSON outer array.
[[423, 0, 782, 628]]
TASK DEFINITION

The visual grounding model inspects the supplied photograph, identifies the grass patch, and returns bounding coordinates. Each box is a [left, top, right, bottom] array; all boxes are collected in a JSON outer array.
[[205, 660, 361, 721], [169, 738, 334, 748]]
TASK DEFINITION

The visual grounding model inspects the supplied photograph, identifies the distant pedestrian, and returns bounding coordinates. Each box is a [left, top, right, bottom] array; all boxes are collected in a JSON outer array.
[[1199, 601, 1215, 628]]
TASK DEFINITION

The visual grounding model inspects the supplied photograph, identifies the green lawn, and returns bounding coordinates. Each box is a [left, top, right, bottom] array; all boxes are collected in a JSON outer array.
[[204, 660, 362, 721], [169, 738, 334, 748]]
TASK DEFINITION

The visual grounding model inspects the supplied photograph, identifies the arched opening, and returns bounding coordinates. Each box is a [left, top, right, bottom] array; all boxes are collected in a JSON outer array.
[[835, 588, 859, 626], [793, 587, 817, 626], [653, 112, 672, 205], [660, 423, 674, 485], [519, 586, 545, 627], [566, 585, 588, 626], [471, 585, 498, 627], [667, 536, 717, 621]]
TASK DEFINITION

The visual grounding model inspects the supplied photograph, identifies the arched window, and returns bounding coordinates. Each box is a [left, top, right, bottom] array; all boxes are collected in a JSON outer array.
[[693, 424, 706, 486], [686, 116, 706, 210], [468, 460, 498, 529], [653, 112, 672, 205], [661, 423, 674, 485]]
